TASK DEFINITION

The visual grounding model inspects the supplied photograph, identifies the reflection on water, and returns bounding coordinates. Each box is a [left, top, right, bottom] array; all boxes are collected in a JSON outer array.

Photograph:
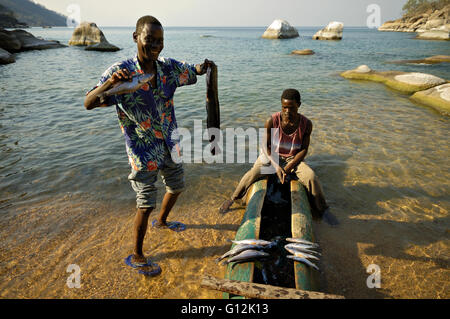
[[0, 27, 449, 299]]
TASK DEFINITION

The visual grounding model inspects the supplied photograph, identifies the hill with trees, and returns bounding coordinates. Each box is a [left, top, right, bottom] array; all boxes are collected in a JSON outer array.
[[0, 0, 67, 27]]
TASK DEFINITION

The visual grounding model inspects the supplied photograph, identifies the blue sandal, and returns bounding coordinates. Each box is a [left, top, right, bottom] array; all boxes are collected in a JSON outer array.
[[152, 219, 186, 232], [124, 255, 162, 277]]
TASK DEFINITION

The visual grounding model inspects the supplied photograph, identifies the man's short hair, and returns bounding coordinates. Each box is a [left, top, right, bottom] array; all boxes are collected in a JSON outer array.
[[136, 15, 162, 34], [281, 89, 301, 105]]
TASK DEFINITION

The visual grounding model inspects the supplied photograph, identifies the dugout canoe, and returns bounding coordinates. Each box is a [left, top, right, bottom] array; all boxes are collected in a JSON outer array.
[[223, 179, 317, 298]]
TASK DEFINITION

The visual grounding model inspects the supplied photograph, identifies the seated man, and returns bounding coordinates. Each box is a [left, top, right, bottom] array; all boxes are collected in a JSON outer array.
[[219, 89, 338, 225]]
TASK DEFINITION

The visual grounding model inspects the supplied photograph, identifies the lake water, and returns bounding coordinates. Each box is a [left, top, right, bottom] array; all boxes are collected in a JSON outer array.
[[0, 26, 449, 298]]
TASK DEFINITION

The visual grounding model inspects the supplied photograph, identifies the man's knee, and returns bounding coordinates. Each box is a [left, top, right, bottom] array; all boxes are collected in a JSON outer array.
[[137, 207, 154, 216]]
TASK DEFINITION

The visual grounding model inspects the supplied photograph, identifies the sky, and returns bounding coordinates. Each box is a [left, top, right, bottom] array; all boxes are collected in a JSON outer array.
[[32, 0, 408, 27]]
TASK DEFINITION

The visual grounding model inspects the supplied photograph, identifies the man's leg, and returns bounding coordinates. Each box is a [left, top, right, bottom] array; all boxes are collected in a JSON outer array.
[[133, 207, 153, 263], [155, 191, 181, 226], [219, 154, 271, 213]]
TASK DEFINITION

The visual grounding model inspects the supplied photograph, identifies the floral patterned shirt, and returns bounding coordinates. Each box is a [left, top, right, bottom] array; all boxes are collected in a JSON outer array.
[[90, 55, 197, 171]]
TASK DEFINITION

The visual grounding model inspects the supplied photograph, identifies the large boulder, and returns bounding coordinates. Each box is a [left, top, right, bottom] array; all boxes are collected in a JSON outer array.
[[411, 83, 450, 115], [0, 47, 14, 64], [262, 19, 299, 39], [69, 22, 120, 51], [313, 22, 344, 40], [0, 28, 22, 52], [341, 65, 447, 94]]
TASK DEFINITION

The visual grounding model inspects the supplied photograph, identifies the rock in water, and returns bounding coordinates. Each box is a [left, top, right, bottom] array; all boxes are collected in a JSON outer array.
[[0, 47, 14, 64], [8, 29, 66, 50], [313, 22, 344, 40], [0, 28, 22, 52], [69, 22, 121, 51], [291, 49, 315, 55], [262, 19, 299, 39], [69, 22, 108, 46], [85, 42, 120, 52]]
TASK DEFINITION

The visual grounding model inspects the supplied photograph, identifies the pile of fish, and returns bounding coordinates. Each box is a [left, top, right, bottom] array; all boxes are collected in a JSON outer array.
[[284, 238, 321, 271], [216, 239, 273, 265], [217, 237, 321, 271]]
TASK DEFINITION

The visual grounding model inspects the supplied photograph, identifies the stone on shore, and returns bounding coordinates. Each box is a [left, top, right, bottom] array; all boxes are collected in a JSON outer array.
[[313, 22, 344, 40], [411, 83, 450, 115], [341, 65, 447, 94], [262, 19, 299, 39], [415, 24, 450, 40], [291, 49, 315, 55], [0, 47, 14, 64]]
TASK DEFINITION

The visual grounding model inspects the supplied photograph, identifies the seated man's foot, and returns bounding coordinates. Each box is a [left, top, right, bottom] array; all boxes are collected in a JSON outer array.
[[322, 208, 339, 226], [219, 199, 234, 214]]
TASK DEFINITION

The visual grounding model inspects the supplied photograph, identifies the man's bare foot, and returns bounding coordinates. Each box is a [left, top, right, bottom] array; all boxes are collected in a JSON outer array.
[[131, 254, 149, 265], [219, 199, 234, 214]]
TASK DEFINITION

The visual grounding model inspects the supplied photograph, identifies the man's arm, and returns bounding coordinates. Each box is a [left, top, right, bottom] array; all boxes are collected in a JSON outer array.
[[261, 117, 287, 184], [284, 121, 312, 174], [84, 68, 131, 110]]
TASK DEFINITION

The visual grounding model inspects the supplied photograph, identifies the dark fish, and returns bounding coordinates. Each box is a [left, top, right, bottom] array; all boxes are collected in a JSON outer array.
[[205, 62, 220, 155]]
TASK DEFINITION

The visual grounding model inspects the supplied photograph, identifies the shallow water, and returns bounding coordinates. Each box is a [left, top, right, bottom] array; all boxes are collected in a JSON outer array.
[[0, 27, 449, 299]]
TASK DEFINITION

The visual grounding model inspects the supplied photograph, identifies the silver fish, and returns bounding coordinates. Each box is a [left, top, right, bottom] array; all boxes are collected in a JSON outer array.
[[216, 244, 264, 263], [287, 255, 319, 271], [99, 73, 154, 100], [284, 247, 320, 261], [284, 244, 321, 256], [286, 238, 319, 247], [230, 239, 272, 246], [223, 249, 269, 265]]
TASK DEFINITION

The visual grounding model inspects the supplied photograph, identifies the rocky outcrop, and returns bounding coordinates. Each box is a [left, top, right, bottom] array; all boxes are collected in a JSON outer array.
[[340, 65, 447, 94], [291, 49, 315, 55], [341, 65, 449, 115], [69, 22, 120, 51], [313, 22, 343, 40], [0, 28, 66, 64], [0, 47, 14, 64], [411, 83, 450, 114], [379, 4, 449, 40], [387, 55, 450, 65], [262, 19, 299, 39]]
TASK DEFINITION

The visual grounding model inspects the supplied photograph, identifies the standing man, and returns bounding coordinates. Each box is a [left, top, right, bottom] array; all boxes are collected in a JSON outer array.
[[84, 16, 212, 276], [219, 89, 338, 226]]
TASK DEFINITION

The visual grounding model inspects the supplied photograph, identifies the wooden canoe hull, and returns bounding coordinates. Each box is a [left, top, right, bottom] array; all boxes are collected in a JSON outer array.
[[291, 180, 319, 291], [223, 178, 267, 299]]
